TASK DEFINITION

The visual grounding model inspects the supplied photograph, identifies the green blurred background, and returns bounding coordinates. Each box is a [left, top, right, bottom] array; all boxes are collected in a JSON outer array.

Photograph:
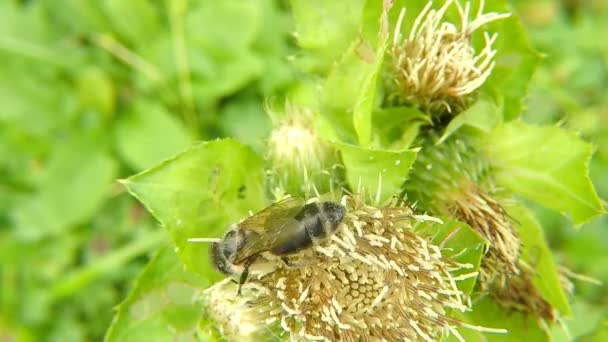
[[0, 0, 606, 341]]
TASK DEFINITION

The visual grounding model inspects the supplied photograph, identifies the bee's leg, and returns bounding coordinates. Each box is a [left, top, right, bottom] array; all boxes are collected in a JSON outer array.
[[237, 257, 256, 296], [281, 257, 292, 267]]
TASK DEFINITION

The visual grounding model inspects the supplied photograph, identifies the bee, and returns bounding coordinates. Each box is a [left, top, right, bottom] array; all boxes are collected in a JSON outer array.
[[203, 197, 345, 294]]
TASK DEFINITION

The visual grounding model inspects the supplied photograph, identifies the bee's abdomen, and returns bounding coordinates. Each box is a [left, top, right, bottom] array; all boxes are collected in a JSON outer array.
[[271, 222, 314, 255]]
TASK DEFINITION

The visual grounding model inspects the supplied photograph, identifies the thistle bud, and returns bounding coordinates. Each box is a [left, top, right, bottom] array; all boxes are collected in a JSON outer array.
[[266, 103, 341, 198], [200, 279, 280, 342]]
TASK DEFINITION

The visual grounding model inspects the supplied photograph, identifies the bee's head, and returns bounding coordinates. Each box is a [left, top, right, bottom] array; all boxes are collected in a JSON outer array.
[[209, 228, 244, 275], [210, 240, 232, 275], [322, 201, 346, 227]]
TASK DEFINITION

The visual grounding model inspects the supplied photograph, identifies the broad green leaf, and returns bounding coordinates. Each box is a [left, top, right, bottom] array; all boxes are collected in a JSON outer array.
[[333, 142, 417, 204], [138, 1, 265, 106], [104, 246, 209, 342], [122, 139, 266, 276], [184, 1, 264, 105], [290, 0, 365, 73], [438, 96, 502, 144], [218, 96, 272, 153], [478, 0, 542, 121], [103, 0, 160, 47], [422, 219, 486, 295], [551, 301, 606, 342], [483, 121, 604, 225], [323, 37, 387, 144], [457, 297, 550, 341], [12, 134, 117, 240], [352, 40, 385, 147], [250, 0, 295, 95], [40, 0, 111, 34], [578, 318, 608, 342], [114, 101, 191, 171], [508, 205, 571, 315]]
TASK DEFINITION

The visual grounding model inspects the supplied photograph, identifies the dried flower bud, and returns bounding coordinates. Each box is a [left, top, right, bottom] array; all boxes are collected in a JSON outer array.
[[404, 135, 520, 292], [390, 0, 510, 113], [204, 196, 506, 341], [490, 261, 556, 322]]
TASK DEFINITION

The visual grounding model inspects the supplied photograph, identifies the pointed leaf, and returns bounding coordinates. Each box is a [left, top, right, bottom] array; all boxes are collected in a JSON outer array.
[[438, 96, 501, 144], [483, 121, 604, 225], [508, 205, 571, 316], [290, 0, 365, 72], [333, 142, 417, 204], [479, 0, 542, 121], [104, 246, 209, 342], [423, 219, 486, 295], [122, 139, 266, 276], [456, 297, 550, 341]]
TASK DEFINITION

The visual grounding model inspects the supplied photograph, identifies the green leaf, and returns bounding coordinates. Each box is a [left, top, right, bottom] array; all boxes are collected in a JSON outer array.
[[183, 1, 265, 105], [114, 101, 191, 171], [578, 318, 608, 342], [424, 219, 486, 295], [456, 297, 550, 341], [372, 106, 429, 149], [103, 0, 160, 47], [352, 39, 385, 147], [551, 301, 606, 342], [351, 0, 392, 147], [289, 0, 365, 73], [104, 246, 209, 342], [483, 121, 604, 225], [218, 96, 271, 153], [333, 142, 417, 204], [323, 39, 384, 144], [438, 96, 502, 144], [508, 205, 571, 316], [12, 134, 117, 240], [320, 1, 390, 145], [122, 139, 266, 276], [479, 0, 542, 121]]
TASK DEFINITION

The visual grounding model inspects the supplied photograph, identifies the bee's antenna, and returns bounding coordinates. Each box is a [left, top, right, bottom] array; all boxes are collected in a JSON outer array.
[[187, 238, 222, 243]]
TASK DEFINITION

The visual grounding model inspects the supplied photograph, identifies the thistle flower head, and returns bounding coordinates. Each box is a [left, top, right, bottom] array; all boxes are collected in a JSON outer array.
[[266, 103, 338, 197], [390, 0, 510, 113], [205, 196, 506, 341]]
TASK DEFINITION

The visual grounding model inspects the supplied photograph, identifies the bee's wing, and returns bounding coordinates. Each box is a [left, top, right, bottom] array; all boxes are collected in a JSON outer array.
[[232, 197, 305, 263], [237, 197, 305, 234]]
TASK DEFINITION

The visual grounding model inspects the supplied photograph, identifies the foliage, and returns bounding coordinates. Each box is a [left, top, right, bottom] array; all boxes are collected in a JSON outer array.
[[0, 0, 294, 340]]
